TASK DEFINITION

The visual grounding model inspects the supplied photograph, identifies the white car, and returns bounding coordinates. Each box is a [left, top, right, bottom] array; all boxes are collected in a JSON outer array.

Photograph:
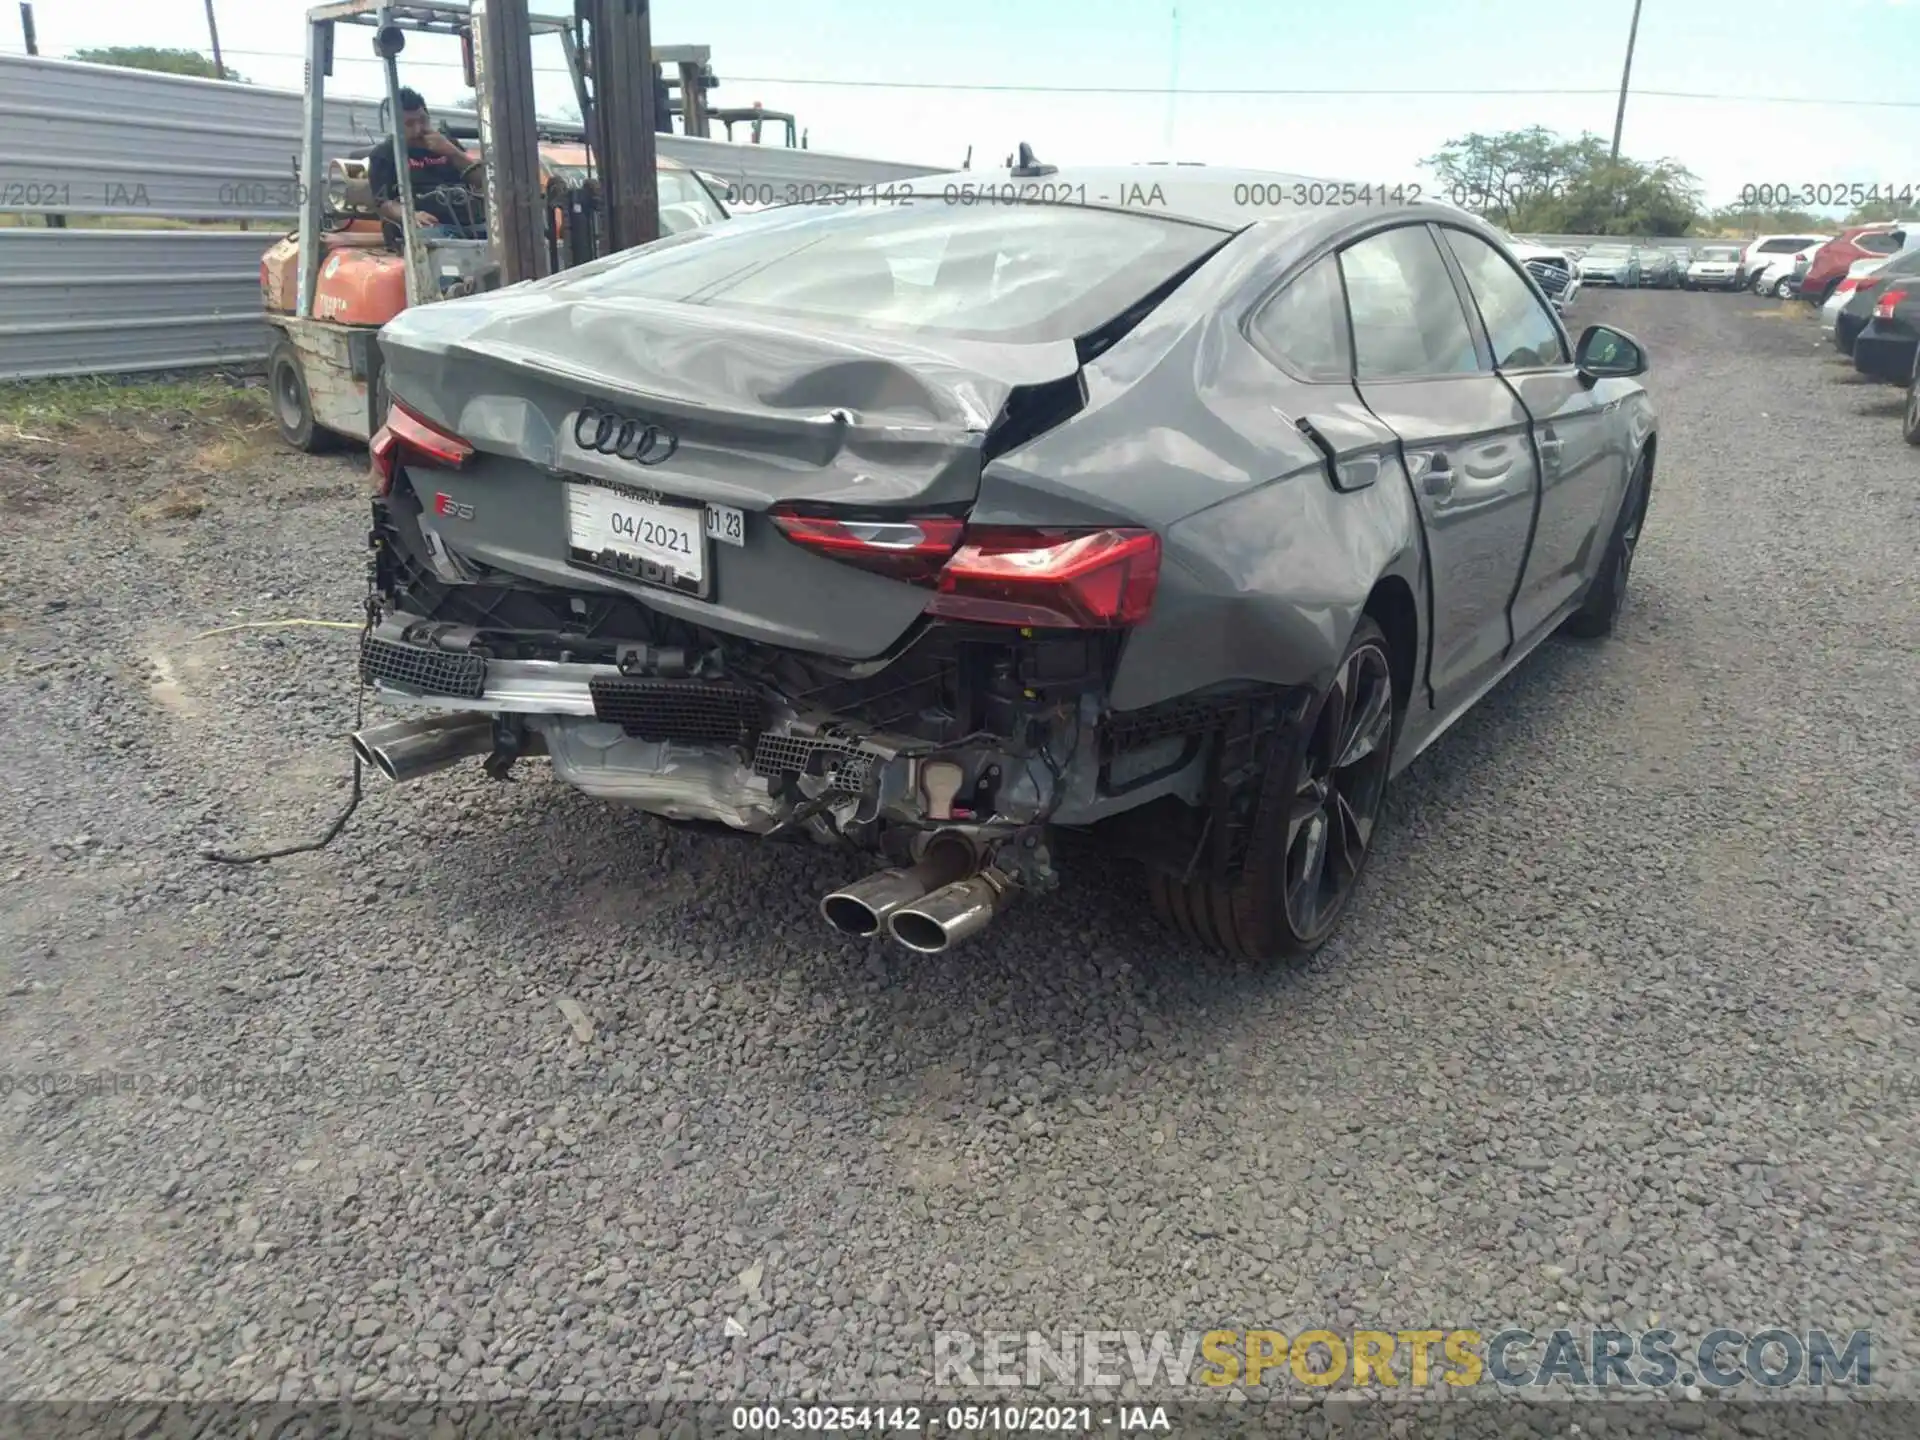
[[1739, 232, 1830, 297], [1506, 236, 1581, 311], [1684, 244, 1743, 290]]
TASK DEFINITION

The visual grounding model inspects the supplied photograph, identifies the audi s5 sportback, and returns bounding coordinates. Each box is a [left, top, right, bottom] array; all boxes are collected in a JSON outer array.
[[360, 164, 1657, 961]]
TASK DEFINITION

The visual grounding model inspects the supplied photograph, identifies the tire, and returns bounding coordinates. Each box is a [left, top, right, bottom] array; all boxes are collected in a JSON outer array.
[[1773, 277, 1796, 300], [1148, 617, 1397, 962], [1903, 375, 1920, 448], [268, 337, 337, 453], [1565, 456, 1650, 639], [1750, 273, 1772, 297]]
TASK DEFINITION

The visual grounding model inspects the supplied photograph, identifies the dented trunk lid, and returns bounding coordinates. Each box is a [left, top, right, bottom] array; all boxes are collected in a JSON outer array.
[[375, 284, 1085, 659]]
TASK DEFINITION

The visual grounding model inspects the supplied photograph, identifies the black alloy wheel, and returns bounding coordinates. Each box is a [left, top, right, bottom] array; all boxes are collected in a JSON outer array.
[[1277, 636, 1395, 944], [1566, 458, 1650, 638], [1149, 617, 1398, 961]]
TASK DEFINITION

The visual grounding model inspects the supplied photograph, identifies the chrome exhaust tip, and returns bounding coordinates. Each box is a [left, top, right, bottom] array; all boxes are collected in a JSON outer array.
[[820, 836, 976, 938], [351, 712, 495, 783], [886, 869, 1015, 955]]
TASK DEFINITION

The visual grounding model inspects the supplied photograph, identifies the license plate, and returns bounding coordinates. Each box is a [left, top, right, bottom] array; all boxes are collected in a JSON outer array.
[[565, 483, 709, 594], [704, 501, 745, 548]]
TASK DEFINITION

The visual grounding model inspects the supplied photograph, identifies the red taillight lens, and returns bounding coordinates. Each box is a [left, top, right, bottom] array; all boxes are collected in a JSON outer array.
[[369, 399, 474, 496], [766, 511, 963, 582], [928, 527, 1160, 629], [770, 510, 1161, 629], [1874, 287, 1908, 320], [1837, 278, 1861, 295]]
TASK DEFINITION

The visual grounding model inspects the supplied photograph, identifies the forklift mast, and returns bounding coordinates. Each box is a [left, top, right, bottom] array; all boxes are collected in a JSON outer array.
[[292, 0, 672, 311], [476, 0, 661, 281]]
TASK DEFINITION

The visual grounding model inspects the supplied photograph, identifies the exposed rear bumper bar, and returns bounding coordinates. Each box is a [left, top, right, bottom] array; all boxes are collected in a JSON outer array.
[[360, 621, 606, 714]]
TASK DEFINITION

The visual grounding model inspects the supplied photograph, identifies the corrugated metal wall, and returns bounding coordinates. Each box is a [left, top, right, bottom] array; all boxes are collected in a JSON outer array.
[[0, 54, 947, 381], [0, 231, 269, 380]]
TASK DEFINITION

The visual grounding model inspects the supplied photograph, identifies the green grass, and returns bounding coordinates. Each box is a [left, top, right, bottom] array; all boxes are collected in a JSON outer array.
[[0, 373, 267, 433]]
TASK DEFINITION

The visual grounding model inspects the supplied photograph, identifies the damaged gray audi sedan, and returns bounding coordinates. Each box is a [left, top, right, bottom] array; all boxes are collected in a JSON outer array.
[[359, 164, 1656, 961]]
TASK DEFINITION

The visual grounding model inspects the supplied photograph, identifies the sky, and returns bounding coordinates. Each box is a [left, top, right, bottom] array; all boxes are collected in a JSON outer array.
[[7, 0, 1919, 210]]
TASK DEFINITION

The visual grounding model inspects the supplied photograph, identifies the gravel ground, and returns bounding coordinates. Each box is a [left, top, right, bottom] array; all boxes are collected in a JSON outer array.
[[1, 290, 1916, 1423]]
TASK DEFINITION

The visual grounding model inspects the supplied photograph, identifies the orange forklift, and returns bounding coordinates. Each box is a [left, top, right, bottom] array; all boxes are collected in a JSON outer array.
[[261, 0, 730, 452]]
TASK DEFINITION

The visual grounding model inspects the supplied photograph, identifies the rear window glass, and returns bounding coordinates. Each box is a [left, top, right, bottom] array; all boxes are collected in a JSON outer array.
[[571, 201, 1227, 343]]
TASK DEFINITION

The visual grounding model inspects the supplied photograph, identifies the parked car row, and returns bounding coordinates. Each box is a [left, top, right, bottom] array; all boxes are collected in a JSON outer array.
[[1817, 241, 1920, 445], [1528, 225, 1915, 302], [1566, 242, 1735, 293]]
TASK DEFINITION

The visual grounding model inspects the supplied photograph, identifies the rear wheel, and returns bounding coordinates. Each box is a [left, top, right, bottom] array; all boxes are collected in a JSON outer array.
[[1565, 457, 1650, 639], [269, 337, 337, 454], [1903, 374, 1920, 447], [1773, 277, 1796, 300], [1148, 618, 1397, 962]]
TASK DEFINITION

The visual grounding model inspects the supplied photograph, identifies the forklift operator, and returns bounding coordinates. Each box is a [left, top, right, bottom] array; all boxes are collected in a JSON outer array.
[[368, 87, 487, 238]]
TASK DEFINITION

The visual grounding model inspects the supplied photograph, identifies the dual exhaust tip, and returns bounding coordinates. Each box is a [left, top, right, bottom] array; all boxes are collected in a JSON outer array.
[[352, 716, 1011, 955], [820, 837, 1013, 955], [351, 712, 495, 783]]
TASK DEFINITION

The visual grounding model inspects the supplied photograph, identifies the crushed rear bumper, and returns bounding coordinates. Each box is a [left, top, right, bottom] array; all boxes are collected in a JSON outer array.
[[356, 617, 1203, 839]]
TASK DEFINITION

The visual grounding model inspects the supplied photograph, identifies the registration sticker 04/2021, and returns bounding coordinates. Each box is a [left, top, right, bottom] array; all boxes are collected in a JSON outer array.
[[564, 484, 745, 592]]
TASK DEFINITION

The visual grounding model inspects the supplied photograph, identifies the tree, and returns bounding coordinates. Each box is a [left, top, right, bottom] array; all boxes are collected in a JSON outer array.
[[1423, 126, 1570, 223], [71, 47, 247, 83], [1425, 127, 1702, 235], [1842, 198, 1920, 226], [1705, 205, 1829, 235]]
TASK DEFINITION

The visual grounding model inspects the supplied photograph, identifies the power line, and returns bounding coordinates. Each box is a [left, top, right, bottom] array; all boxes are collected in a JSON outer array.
[[9, 45, 1920, 108]]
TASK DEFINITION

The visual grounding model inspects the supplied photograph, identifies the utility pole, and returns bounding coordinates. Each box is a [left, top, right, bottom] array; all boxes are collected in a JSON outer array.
[[1164, 6, 1180, 156], [1609, 0, 1644, 163], [204, 0, 228, 78], [18, 2, 36, 54]]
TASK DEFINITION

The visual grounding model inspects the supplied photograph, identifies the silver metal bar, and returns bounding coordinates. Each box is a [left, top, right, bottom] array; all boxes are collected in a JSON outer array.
[[374, 6, 432, 308], [294, 16, 330, 318]]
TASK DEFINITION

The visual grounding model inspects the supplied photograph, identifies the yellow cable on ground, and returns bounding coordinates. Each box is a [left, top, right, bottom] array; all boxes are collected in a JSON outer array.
[[190, 619, 362, 640]]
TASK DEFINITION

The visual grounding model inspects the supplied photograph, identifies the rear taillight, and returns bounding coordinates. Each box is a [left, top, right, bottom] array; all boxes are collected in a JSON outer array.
[[1836, 278, 1861, 295], [770, 507, 1161, 629], [765, 512, 964, 582], [1874, 287, 1908, 320], [928, 528, 1160, 629], [369, 400, 475, 496]]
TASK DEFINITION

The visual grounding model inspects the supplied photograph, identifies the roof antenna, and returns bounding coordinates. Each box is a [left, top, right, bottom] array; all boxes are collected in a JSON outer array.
[[1010, 142, 1056, 178]]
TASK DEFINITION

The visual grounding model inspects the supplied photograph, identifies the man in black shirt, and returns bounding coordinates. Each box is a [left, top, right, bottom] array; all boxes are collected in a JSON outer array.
[[367, 87, 487, 238]]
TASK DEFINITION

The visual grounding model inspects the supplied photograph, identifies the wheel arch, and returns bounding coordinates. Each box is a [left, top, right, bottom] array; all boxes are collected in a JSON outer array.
[[1635, 430, 1658, 495], [1362, 573, 1419, 740]]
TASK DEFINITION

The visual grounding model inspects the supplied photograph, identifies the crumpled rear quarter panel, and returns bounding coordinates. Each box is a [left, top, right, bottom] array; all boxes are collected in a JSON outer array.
[[973, 244, 1425, 714]]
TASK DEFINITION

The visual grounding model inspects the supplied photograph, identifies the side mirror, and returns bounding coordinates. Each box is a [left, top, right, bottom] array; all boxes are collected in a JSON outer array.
[[1575, 325, 1647, 380]]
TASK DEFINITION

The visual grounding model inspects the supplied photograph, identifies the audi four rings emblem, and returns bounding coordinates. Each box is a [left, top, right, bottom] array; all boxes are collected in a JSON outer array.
[[573, 408, 679, 466]]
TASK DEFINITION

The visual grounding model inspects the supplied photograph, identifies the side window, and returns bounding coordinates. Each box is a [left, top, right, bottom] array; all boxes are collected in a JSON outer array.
[[1859, 232, 1900, 255], [1440, 228, 1569, 369], [1247, 254, 1351, 382], [1338, 226, 1481, 379]]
